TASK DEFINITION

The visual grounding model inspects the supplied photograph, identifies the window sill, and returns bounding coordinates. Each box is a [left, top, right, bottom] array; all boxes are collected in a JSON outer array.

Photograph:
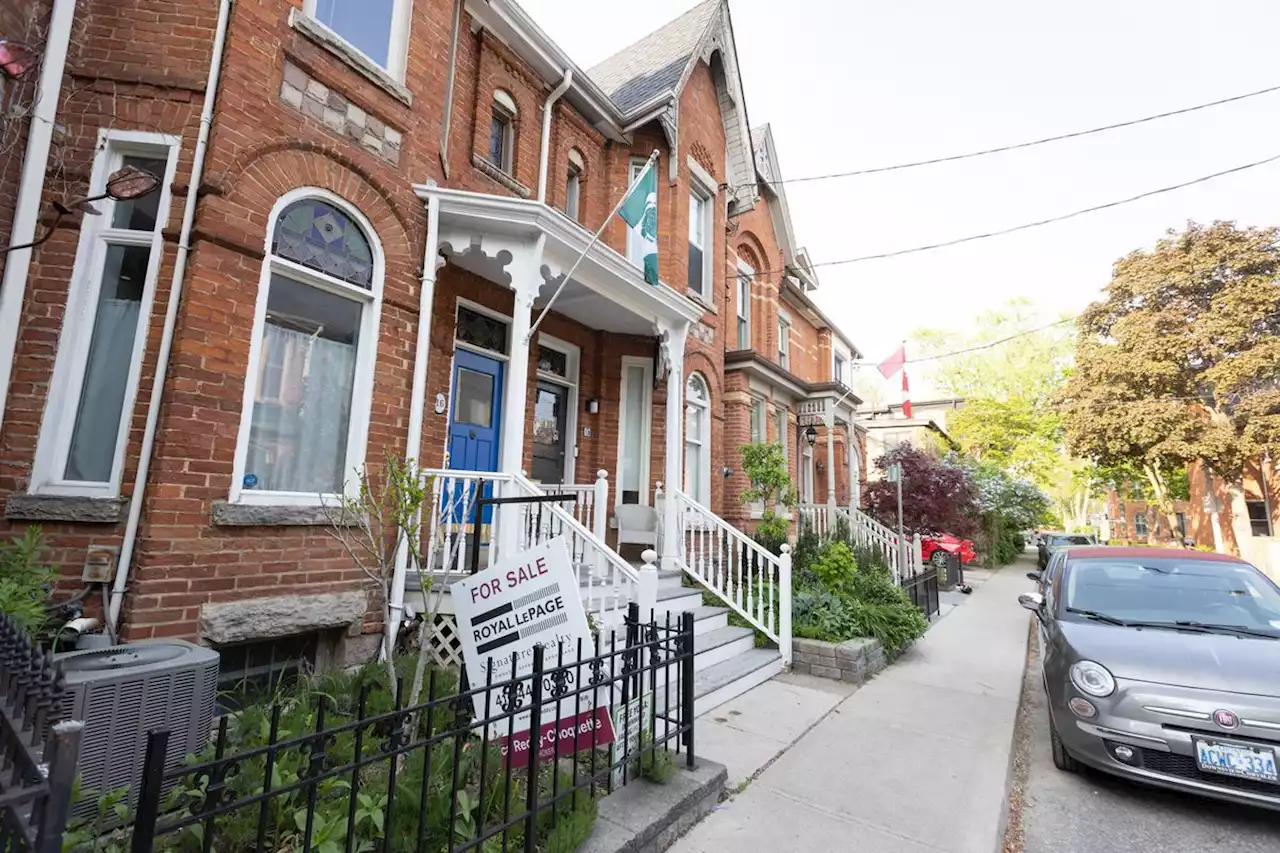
[[6, 493, 130, 524], [289, 9, 413, 107], [685, 288, 717, 313], [472, 154, 532, 198], [213, 501, 362, 528]]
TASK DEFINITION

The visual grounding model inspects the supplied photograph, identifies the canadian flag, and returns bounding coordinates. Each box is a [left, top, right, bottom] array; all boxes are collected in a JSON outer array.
[[877, 344, 906, 379], [902, 370, 913, 419]]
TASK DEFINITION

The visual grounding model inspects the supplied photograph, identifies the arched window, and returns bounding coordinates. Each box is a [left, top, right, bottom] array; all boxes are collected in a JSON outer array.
[[490, 90, 517, 174], [684, 372, 711, 505], [233, 190, 383, 501]]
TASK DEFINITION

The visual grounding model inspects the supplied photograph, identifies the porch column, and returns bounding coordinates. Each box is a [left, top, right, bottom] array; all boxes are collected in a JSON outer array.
[[824, 403, 837, 513], [659, 321, 689, 571], [497, 234, 546, 562]]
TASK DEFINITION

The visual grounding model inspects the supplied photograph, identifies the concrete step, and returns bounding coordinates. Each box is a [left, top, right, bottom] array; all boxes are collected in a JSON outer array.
[[692, 626, 757, 672], [652, 647, 784, 721]]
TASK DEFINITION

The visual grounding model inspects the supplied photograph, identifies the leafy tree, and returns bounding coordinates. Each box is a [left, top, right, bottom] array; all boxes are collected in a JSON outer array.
[[864, 445, 978, 539], [1059, 221, 1280, 543], [740, 442, 795, 553]]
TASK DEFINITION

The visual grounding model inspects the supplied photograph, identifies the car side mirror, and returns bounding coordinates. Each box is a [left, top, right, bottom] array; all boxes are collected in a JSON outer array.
[[1018, 592, 1045, 614], [1026, 571, 1042, 582]]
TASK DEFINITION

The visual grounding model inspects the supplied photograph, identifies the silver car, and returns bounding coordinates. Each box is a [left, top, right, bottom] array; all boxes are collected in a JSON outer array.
[[1037, 532, 1097, 570], [1021, 546, 1280, 811]]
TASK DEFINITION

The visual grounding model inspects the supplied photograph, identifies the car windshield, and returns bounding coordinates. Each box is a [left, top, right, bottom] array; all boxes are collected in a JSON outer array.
[[1063, 558, 1280, 635], [1048, 535, 1093, 546]]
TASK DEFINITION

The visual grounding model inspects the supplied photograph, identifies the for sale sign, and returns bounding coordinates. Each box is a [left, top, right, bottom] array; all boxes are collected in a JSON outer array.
[[451, 537, 615, 767]]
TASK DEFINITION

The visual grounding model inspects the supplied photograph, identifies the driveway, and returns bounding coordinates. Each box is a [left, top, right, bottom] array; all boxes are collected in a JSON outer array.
[[1012, 632, 1280, 853]]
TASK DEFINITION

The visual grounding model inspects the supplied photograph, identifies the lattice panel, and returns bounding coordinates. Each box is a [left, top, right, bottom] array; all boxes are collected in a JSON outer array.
[[425, 615, 464, 669]]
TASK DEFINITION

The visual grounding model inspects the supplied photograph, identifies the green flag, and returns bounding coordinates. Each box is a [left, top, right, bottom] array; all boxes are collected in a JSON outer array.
[[617, 159, 658, 285]]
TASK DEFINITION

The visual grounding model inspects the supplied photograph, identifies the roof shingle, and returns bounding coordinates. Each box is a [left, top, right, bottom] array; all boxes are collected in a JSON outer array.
[[587, 0, 719, 114]]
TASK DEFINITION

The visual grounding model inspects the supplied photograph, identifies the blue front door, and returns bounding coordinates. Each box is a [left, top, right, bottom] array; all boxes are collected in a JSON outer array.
[[448, 349, 503, 523]]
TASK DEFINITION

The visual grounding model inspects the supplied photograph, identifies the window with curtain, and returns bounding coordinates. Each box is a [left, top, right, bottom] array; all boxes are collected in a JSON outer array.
[[688, 189, 709, 295], [238, 195, 379, 498], [32, 137, 174, 496], [778, 318, 791, 370], [749, 398, 765, 444], [736, 268, 751, 349], [685, 373, 711, 505], [620, 363, 648, 504], [305, 0, 412, 79]]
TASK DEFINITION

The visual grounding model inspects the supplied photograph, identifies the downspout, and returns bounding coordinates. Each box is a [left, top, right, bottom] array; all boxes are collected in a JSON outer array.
[[437, 0, 461, 178], [536, 69, 572, 202], [384, 192, 441, 662], [108, 0, 233, 635], [0, 0, 77, 439]]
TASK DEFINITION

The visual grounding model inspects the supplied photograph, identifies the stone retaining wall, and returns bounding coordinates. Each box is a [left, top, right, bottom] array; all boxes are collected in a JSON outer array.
[[791, 636, 887, 684]]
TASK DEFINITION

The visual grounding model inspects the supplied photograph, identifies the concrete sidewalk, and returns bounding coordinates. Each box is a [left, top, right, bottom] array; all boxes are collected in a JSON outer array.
[[672, 559, 1034, 853]]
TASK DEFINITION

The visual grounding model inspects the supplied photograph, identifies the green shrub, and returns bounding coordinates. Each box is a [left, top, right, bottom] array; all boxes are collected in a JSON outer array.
[[753, 511, 789, 556], [813, 541, 856, 591], [0, 527, 54, 635], [845, 599, 928, 655], [792, 519, 824, 579]]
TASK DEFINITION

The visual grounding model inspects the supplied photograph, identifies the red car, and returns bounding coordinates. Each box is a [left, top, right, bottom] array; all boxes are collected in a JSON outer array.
[[921, 533, 976, 568]]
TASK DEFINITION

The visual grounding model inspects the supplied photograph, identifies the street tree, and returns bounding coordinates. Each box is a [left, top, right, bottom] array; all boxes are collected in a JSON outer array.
[[865, 445, 978, 539], [1059, 221, 1280, 544]]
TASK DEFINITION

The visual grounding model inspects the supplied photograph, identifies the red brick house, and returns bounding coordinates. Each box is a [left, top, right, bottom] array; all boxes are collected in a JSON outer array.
[[0, 0, 867, 686]]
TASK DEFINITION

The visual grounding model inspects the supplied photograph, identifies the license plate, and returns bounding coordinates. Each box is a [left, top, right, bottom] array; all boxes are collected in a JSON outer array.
[[1195, 739, 1279, 783]]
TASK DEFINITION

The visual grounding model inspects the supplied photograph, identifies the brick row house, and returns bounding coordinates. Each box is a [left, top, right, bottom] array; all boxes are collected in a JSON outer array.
[[0, 0, 867, 683]]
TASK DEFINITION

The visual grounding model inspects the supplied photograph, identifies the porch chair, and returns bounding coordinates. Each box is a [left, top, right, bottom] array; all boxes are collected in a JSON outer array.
[[612, 495, 665, 553]]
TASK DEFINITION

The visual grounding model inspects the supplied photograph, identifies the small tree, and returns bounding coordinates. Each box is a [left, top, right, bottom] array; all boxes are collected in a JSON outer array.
[[864, 445, 979, 539], [740, 442, 796, 553], [324, 455, 428, 699]]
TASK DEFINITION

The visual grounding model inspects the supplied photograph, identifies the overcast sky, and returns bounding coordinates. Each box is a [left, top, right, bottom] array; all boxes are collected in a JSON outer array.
[[520, 0, 1280, 390]]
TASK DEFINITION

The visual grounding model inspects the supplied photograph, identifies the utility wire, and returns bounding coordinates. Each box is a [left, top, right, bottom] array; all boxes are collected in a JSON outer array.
[[846, 318, 1075, 368], [747, 83, 1280, 188], [743, 151, 1280, 278]]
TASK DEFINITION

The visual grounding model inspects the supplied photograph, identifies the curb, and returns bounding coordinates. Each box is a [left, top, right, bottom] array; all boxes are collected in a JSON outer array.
[[579, 758, 728, 853]]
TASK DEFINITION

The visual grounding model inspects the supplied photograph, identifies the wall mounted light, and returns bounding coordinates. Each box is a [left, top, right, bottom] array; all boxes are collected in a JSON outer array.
[[586, 398, 599, 414], [804, 425, 818, 447], [722, 467, 733, 478]]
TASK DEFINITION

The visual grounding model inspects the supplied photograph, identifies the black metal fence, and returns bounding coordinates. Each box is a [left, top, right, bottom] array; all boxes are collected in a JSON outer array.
[[0, 613, 82, 853], [900, 570, 940, 619], [78, 605, 694, 853]]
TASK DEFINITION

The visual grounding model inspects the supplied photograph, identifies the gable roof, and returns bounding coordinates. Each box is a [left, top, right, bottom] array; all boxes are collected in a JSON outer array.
[[588, 0, 719, 115]]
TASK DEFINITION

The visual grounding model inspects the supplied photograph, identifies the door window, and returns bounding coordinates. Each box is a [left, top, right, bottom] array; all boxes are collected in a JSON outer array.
[[531, 382, 568, 484], [455, 368, 495, 427]]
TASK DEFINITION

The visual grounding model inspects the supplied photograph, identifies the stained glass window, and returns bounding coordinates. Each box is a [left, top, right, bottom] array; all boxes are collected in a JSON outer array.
[[456, 306, 508, 353], [271, 199, 374, 288]]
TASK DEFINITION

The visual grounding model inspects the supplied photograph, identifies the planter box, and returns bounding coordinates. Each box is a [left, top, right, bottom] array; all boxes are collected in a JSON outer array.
[[790, 637, 887, 684]]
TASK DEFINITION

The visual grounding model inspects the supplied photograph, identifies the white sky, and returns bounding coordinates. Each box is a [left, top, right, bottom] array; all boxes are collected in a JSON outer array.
[[519, 0, 1280, 382]]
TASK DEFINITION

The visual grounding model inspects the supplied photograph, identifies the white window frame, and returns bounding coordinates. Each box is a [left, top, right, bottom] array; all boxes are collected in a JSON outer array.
[[777, 316, 791, 371], [228, 187, 384, 507], [535, 333, 580, 485], [775, 407, 787, 458], [616, 356, 654, 507], [302, 0, 414, 83], [749, 397, 765, 444], [30, 129, 180, 498], [736, 261, 752, 350], [684, 372, 711, 506], [625, 158, 648, 267], [565, 148, 583, 221], [686, 159, 716, 298]]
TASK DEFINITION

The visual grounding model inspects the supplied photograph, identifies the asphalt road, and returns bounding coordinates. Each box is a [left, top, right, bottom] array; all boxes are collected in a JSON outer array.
[[1014, 633, 1280, 853]]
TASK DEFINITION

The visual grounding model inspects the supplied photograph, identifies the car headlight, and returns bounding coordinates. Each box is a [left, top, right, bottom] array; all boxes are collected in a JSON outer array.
[[1070, 660, 1116, 698]]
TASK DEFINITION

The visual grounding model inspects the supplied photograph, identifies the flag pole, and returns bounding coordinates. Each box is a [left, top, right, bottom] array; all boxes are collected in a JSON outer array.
[[525, 149, 660, 345]]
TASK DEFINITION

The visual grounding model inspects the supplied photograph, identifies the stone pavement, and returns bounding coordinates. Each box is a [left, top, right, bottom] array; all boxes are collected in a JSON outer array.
[[671, 558, 1034, 853]]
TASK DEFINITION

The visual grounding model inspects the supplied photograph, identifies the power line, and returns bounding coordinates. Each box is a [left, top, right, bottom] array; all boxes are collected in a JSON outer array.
[[747, 83, 1280, 188], [744, 151, 1280, 278], [847, 318, 1075, 368]]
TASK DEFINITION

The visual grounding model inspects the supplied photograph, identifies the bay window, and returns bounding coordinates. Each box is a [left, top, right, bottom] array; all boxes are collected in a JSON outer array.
[[231, 190, 382, 504], [30, 131, 178, 497]]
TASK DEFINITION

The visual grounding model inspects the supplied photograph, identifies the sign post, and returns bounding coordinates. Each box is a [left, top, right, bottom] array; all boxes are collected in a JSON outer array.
[[451, 537, 615, 767], [887, 462, 905, 573]]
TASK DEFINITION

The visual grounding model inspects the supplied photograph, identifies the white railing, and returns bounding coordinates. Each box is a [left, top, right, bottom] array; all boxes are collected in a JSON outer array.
[[797, 503, 832, 538], [834, 506, 926, 583], [670, 488, 792, 664], [418, 469, 511, 577], [537, 473, 604, 535], [511, 473, 638, 617]]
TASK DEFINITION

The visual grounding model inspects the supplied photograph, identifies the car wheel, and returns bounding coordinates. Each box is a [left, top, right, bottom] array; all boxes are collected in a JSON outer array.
[[930, 550, 948, 569], [1049, 712, 1080, 773]]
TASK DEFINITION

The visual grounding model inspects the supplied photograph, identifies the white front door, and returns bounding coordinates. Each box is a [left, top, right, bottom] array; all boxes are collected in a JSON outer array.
[[617, 357, 653, 505]]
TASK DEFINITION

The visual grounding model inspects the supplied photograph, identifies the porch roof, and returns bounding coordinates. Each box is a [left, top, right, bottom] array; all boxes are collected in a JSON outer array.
[[413, 185, 702, 335]]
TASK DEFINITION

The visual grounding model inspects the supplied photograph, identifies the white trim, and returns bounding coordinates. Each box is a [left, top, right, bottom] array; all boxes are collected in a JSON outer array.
[[567, 148, 585, 170], [616, 355, 653, 506], [493, 88, 518, 115], [228, 187, 384, 507], [749, 396, 766, 444], [801, 442, 815, 504], [735, 260, 752, 350], [687, 179, 713, 298], [535, 332, 580, 484], [301, 0, 413, 83], [686, 155, 716, 196], [30, 129, 180, 497], [777, 315, 791, 371], [684, 371, 711, 505]]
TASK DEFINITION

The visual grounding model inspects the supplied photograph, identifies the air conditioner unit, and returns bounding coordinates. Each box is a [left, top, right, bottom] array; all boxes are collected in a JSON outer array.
[[57, 640, 219, 821]]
